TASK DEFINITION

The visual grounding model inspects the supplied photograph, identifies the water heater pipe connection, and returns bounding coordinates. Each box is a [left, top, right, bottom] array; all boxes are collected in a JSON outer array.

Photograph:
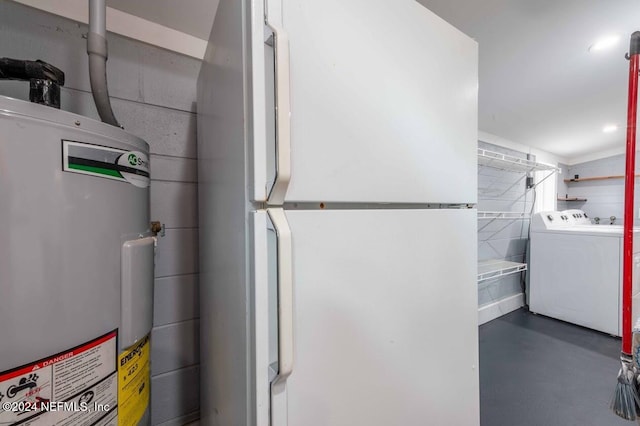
[[87, 0, 120, 127], [0, 58, 65, 108]]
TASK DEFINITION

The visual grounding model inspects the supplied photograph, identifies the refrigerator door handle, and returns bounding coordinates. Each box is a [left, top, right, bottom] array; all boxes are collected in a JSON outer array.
[[267, 208, 294, 382], [265, 19, 291, 205]]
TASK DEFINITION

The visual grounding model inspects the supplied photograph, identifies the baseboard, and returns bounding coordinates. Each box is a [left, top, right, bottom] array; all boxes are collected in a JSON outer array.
[[156, 411, 200, 426], [478, 293, 524, 325]]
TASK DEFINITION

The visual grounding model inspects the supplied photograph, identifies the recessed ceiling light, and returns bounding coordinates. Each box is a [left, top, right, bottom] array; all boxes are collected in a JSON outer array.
[[589, 35, 620, 52], [603, 124, 618, 133]]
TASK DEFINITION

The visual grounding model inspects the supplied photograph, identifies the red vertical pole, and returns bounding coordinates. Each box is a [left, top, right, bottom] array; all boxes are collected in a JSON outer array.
[[622, 32, 640, 355]]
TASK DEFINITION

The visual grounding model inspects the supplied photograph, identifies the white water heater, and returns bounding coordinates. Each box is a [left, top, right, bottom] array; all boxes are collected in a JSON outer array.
[[0, 94, 154, 426]]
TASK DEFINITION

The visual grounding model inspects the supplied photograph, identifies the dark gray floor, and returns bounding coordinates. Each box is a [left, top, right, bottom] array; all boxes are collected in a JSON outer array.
[[480, 309, 631, 426]]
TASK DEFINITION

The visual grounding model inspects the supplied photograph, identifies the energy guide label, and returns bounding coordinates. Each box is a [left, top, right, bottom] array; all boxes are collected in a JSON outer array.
[[0, 331, 118, 426], [117, 335, 150, 426]]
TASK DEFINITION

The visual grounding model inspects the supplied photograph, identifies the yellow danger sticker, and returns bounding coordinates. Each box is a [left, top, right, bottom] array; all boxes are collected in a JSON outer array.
[[117, 335, 150, 426]]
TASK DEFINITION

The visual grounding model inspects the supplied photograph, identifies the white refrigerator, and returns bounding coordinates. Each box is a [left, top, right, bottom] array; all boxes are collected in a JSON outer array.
[[197, 0, 479, 425]]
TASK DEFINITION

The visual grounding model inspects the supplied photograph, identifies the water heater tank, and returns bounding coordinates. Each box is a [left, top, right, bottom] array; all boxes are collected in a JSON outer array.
[[0, 95, 153, 426]]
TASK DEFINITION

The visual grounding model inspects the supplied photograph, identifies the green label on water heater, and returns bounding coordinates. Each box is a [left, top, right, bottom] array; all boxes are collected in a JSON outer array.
[[62, 140, 150, 188]]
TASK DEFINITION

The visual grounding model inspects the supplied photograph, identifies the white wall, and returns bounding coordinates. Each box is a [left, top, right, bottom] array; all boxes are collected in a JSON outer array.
[[563, 153, 640, 226]]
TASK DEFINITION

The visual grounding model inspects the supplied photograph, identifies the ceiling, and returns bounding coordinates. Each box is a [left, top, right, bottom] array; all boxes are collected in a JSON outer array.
[[107, 0, 218, 41], [419, 0, 640, 160], [106, 0, 640, 160]]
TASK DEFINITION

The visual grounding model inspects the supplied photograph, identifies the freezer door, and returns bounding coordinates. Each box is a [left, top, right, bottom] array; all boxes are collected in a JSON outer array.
[[252, 208, 479, 426], [251, 0, 478, 204]]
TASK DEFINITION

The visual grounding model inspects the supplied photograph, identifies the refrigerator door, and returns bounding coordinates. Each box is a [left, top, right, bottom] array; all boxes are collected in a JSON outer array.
[[252, 208, 479, 426], [252, 0, 478, 204]]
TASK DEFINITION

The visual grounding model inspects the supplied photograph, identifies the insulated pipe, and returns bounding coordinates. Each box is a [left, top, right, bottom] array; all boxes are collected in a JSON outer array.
[[622, 31, 640, 355], [87, 0, 120, 127]]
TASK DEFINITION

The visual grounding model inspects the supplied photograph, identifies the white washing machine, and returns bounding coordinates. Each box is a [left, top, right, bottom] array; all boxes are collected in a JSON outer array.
[[529, 210, 640, 336]]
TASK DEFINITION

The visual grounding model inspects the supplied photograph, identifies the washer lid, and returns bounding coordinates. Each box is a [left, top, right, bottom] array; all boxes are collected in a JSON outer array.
[[531, 226, 640, 238], [568, 226, 623, 236], [0, 95, 149, 153]]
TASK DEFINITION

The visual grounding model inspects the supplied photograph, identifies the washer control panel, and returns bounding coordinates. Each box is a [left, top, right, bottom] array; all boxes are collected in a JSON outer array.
[[563, 209, 590, 224], [532, 211, 577, 230]]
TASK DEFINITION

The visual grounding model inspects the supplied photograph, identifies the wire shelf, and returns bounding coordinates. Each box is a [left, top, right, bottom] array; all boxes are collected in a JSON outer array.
[[478, 148, 559, 173], [478, 211, 530, 220], [478, 260, 527, 283]]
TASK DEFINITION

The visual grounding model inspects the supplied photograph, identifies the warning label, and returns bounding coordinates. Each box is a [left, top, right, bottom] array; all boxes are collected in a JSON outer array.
[[117, 335, 150, 426], [0, 331, 117, 426], [18, 374, 117, 426]]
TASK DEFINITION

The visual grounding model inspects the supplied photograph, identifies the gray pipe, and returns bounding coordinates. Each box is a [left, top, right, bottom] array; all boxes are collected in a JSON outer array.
[[87, 0, 120, 127]]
